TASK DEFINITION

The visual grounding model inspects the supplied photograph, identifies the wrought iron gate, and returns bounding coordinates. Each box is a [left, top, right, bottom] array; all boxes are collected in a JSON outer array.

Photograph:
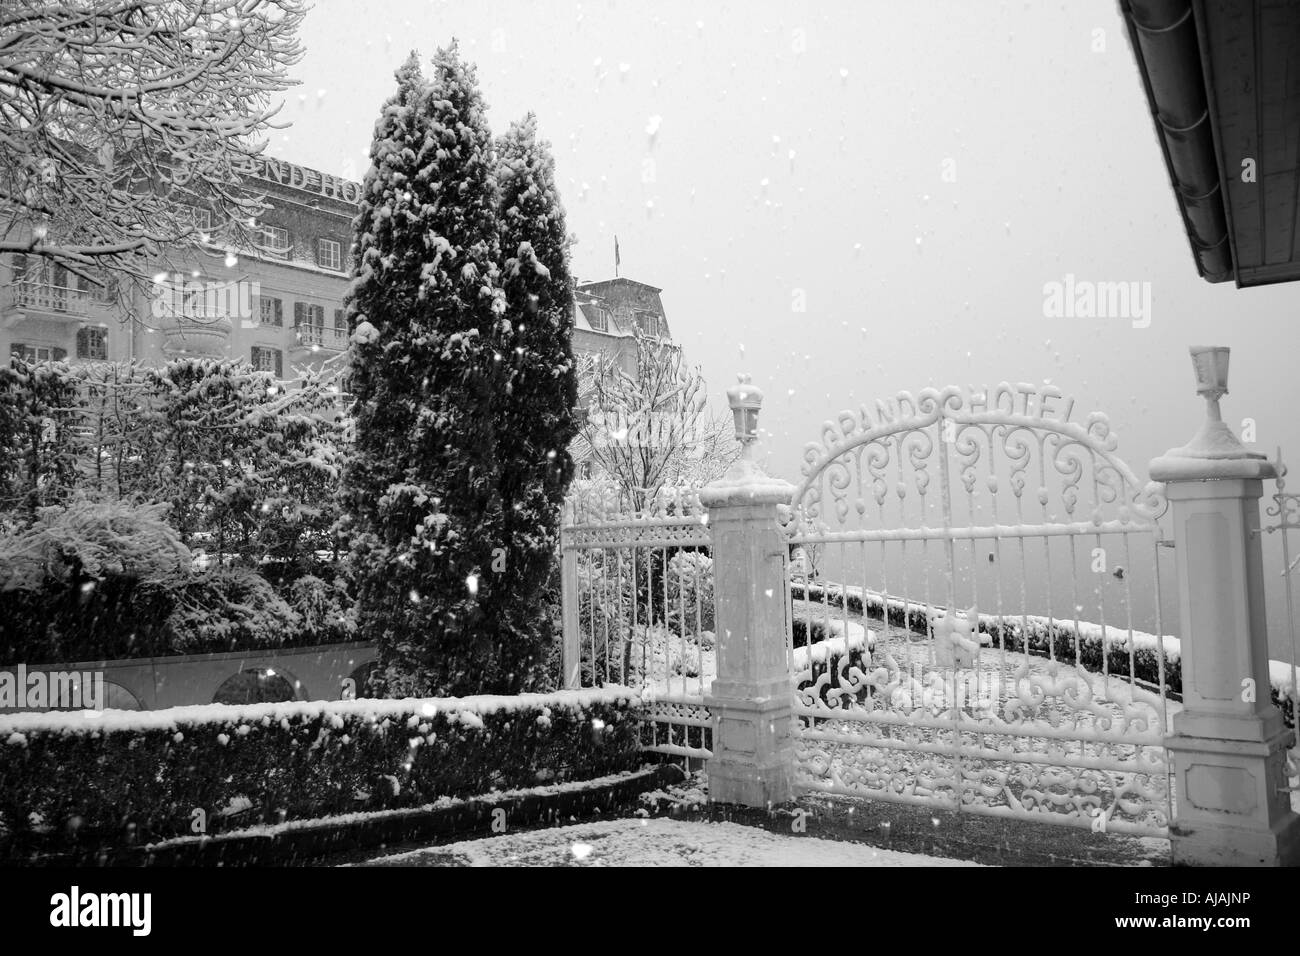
[[785, 385, 1176, 835], [1262, 456, 1300, 810], [560, 484, 714, 760]]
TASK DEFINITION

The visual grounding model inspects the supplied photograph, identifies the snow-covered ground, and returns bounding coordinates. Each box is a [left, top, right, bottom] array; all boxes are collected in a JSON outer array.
[[353, 817, 984, 867]]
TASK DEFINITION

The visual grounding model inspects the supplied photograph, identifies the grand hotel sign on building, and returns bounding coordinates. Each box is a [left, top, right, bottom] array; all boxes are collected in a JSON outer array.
[[253, 157, 363, 205]]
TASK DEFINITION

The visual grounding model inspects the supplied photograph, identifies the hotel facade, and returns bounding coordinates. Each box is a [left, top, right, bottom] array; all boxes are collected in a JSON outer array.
[[1, 157, 671, 381], [2, 157, 357, 374]]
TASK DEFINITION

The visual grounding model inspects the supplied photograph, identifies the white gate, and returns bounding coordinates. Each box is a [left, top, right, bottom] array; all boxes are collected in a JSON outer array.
[[560, 484, 714, 760], [786, 385, 1177, 835], [1261, 457, 1300, 809]]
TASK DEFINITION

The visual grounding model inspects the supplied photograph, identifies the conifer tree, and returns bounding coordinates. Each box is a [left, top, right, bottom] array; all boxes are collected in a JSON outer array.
[[342, 47, 506, 697], [487, 114, 579, 689]]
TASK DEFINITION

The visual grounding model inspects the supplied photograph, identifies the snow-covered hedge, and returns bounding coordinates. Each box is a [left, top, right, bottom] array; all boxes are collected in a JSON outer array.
[[0, 688, 641, 854], [792, 581, 1298, 725]]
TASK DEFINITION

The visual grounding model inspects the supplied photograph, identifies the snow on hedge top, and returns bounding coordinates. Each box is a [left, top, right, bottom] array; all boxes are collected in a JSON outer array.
[[0, 686, 637, 738]]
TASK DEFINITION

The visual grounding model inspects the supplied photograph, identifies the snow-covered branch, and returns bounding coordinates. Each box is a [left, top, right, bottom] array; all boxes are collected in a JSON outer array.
[[577, 330, 738, 507], [0, 0, 307, 288]]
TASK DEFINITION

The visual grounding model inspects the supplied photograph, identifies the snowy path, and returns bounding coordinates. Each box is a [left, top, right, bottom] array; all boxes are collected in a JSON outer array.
[[352, 817, 984, 867]]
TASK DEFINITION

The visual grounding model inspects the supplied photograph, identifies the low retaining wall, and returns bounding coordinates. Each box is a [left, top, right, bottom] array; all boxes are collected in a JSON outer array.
[[0, 642, 379, 712]]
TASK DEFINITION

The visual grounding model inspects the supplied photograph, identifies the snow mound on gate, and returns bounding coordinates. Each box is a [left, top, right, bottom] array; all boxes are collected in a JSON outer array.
[[0, 686, 638, 736]]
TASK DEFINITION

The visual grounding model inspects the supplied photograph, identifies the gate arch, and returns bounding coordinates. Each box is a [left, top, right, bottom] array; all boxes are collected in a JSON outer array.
[[786, 384, 1176, 836]]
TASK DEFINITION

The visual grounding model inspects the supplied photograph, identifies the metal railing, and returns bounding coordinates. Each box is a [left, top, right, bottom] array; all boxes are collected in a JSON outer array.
[[1262, 453, 1300, 810], [13, 280, 90, 316], [560, 483, 715, 759]]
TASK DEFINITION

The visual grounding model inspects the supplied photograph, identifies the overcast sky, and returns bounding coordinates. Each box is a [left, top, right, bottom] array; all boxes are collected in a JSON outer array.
[[271, 0, 1300, 652], [272, 1, 1300, 636], [275, 1, 1295, 473]]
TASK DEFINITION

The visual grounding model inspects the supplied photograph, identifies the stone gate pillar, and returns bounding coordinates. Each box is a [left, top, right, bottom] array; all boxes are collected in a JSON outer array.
[[1149, 346, 1300, 866], [699, 375, 796, 806]]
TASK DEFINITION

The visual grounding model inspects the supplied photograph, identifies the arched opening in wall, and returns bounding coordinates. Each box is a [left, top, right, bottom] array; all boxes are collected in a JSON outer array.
[[346, 660, 381, 700], [102, 681, 142, 711], [212, 667, 297, 706]]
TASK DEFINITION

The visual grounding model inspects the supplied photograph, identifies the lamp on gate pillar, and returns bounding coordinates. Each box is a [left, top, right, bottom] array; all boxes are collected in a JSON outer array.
[[1190, 345, 1230, 401], [1149, 347, 1297, 865], [1167, 346, 1264, 461], [727, 373, 763, 459]]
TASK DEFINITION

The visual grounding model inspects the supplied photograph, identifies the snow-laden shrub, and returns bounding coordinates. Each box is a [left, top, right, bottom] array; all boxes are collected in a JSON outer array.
[[287, 574, 356, 644], [167, 567, 301, 654], [0, 358, 83, 516], [664, 551, 715, 634], [0, 357, 344, 570], [576, 547, 716, 687], [0, 495, 189, 593], [0, 497, 191, 664], [0, 688, 641, 854]]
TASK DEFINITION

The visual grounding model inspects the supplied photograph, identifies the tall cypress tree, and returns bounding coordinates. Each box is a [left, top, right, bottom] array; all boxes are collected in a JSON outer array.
[[486, 114, 579, 689], [343, 46, 506, 697]]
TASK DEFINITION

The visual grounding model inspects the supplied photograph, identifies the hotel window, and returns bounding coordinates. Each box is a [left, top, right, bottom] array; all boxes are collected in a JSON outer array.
[[76, 327, 107, 360], [635, 310, 661, 336], [89, 269, 114, 302], [260, 296, 283, 327], [262, 225, 291, 258], [294, 301, 325, 328], [251, 345, 283, 377], [589, 307, 610, 332], [10, 344, 66, 363], [317, 238, 342, 271], [334, 308, 346, 331]]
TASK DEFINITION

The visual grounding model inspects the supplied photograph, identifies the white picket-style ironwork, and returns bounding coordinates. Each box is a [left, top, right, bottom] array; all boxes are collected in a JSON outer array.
[[560, 483, 715, 760], [1261, 454, 1300, 809], [785, 384, 1177, 835]]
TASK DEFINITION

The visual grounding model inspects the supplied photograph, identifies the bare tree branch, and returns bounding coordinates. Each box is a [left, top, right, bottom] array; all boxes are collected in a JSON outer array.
[[576, 329, 739, 511], [0, 0, 307, 299]]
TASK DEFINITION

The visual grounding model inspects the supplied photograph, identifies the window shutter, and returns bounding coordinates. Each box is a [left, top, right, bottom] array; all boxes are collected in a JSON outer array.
[[13, 253, 26, 280], [53, 347, 66, 361], [274, 350, 283, 378], [294, 301, 304, 328], [334, 308, 345, 330], [11, 343, 25, 360], [275, 299, 283, 326], [251, 346, 258, 367]]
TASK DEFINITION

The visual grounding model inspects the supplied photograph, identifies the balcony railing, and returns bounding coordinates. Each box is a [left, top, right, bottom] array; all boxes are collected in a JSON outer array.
[[12, 281, 90, 317], [292, 321, 347, 352], [157, 305, 230, 321]]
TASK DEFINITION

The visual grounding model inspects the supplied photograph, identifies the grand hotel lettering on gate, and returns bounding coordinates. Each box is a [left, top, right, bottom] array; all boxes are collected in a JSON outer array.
[[252, 156, 363, 205]]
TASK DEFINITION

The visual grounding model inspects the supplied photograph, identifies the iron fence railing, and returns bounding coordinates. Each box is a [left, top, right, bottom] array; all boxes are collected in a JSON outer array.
[[13, 280, 90, 316]]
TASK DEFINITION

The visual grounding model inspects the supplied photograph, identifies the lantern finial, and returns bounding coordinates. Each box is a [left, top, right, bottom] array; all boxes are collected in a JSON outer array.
[[726, 372, 763, 459], [1169, 346, 1263, 460]]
